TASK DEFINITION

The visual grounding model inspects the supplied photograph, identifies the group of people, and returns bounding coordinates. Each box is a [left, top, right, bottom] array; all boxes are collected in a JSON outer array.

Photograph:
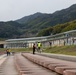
[[33, 42, 42, 54], [6, 49, 15, 56]]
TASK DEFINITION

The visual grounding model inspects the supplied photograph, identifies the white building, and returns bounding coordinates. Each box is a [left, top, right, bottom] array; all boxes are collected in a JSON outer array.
[[5, 30, 76, 48]]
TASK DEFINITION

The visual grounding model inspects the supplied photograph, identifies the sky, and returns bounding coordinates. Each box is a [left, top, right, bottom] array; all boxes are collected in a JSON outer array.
[[0, 0, 76, 21]]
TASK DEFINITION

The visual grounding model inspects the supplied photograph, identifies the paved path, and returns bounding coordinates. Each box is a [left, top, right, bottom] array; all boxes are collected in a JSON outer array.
[[0, 56, 18, 75], [0, 54, 7, 66], [1, 53, 76, 75], [0, 54, 6, 59]]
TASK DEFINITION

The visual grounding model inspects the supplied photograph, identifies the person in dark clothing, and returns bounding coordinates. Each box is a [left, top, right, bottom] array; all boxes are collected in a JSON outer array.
[[6, 49, 11, 56], [49, 41, 52, 47], [6, 49, 9, 56], [33, 43, 36, 54]]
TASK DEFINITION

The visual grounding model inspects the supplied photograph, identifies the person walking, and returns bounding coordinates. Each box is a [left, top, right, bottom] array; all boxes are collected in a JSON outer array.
[[6, 49, 11, 56], [37, 42, 41, 53], [49, 41, 52, 47], [33, 43, 36, 54]]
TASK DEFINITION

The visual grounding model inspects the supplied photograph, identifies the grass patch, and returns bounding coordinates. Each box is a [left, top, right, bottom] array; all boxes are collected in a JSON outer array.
[[42, 45, 76, 56], [0, 48, 32, 53], [0, 45, 76, 56], [10, 48, 32, 52]]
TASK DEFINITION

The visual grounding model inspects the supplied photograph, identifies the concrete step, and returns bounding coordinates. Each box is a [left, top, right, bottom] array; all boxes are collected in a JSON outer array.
[[22, 53, 76, 75], [15, 54, 58, 75], [64, 70, 76, 75]]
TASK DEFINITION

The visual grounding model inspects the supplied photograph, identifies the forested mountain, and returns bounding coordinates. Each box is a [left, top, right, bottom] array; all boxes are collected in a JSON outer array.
[[37, 20, 76, 36], [0, 21, 23, 39], [16, 4, 76, 26], [15, 4, 76, 34], [16, 12, 44, 24], [0, 4, 76, 39]]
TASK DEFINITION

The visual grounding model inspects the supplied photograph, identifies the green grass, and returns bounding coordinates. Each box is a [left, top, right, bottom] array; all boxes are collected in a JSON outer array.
[[0, 48, 32, 53], [42, 45, 76, 56], [10, 48, 32, 52], [0, 45, 76, 56]]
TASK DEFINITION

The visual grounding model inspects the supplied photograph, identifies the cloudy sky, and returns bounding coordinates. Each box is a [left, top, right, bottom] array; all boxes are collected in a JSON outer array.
[[0, 0, 76, 21]]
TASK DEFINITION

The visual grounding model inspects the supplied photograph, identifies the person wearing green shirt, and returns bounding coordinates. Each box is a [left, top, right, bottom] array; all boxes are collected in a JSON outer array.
[[37, 42, 41, 53]]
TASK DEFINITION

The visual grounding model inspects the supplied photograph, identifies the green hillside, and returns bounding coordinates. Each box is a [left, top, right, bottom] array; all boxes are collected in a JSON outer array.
[[16, 4, 76, 36], [0, 4, 76, 39], [0, 21, 23, 39], [37, 20, 76, 36]]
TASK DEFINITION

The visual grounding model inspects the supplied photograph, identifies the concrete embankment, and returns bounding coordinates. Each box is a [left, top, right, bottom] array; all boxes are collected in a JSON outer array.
[[22, 53, 76, 75], [37, 52, 76, 62]]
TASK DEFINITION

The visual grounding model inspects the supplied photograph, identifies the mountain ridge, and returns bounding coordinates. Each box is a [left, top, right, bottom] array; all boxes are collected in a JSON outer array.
[[15, 4, 76, 31], [0, 4, 76, 39]]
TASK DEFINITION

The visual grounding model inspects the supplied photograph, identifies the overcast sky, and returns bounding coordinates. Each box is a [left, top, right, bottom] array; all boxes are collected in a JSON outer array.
[[0, 0, 76, 21]]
